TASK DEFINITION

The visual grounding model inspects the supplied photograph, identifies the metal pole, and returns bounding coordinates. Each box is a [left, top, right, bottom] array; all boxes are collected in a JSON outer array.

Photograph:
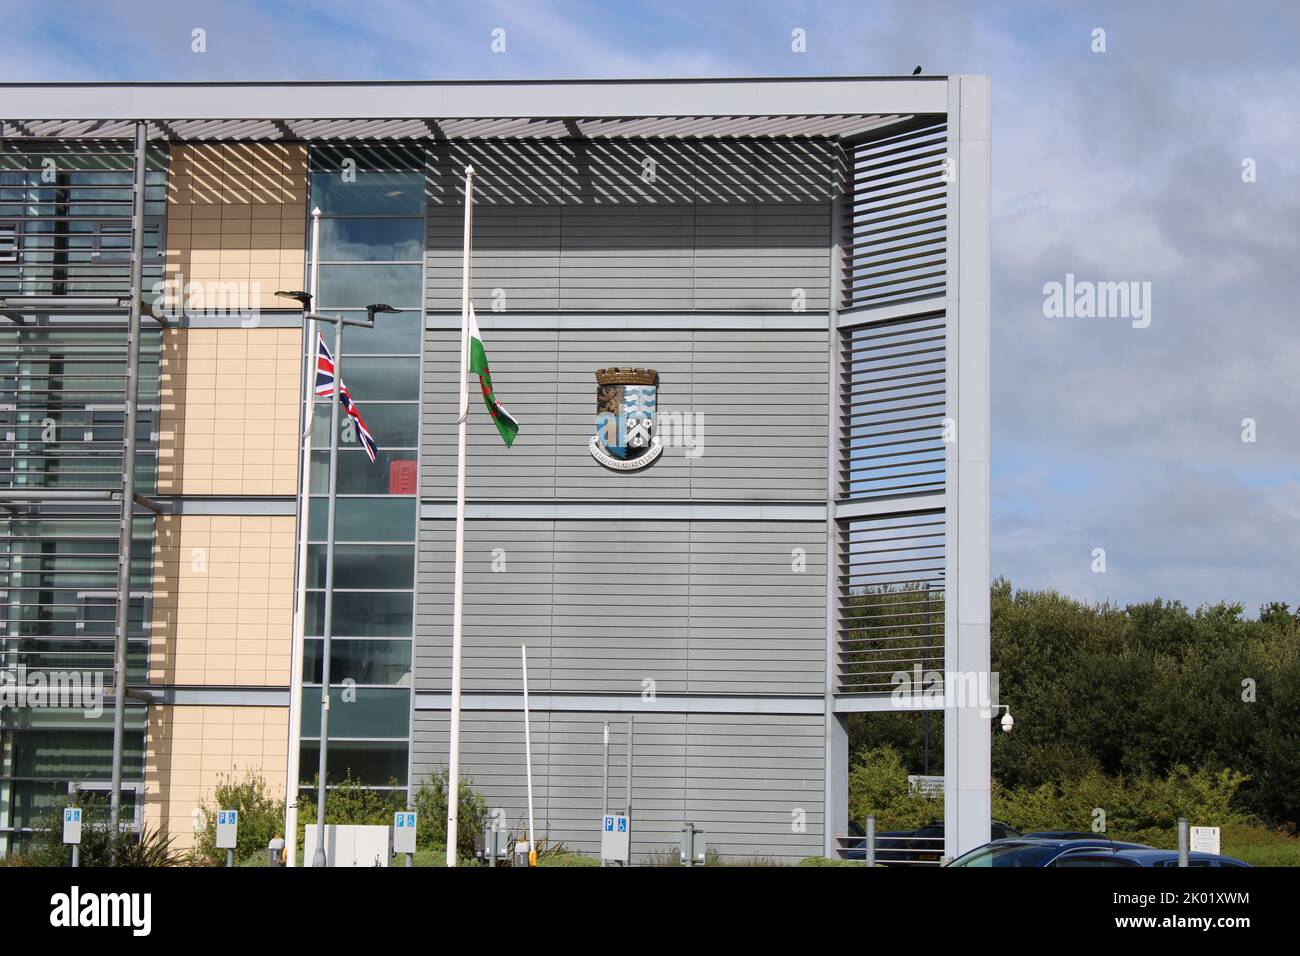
[[446, 165, 474, 868], [109, 120, 149, 849], [923, 584, 930, 776], [312, 313, 344, 867], [285, 208, 322, 867], [601, 721, 609, 867], [1177, 817, 1189, 867], [226, 848, 234, 868], [522, 644, 536, 867], [866, 815, 876, 867], [625, 715, 634, 866], [71, 844, 79, 868]]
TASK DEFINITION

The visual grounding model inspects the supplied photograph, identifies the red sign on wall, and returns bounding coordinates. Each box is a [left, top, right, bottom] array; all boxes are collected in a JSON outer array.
[[389, 459, 418, 495]]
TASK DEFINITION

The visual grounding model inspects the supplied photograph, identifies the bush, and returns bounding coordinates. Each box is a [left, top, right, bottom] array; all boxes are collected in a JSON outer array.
[[191, 771, 286, 866], [9, 792, 183, 867], [849, 743, 1251, 847], [293, 768, 487, 863], [847, 745, 938, 830], [411, 767, 487, 860]]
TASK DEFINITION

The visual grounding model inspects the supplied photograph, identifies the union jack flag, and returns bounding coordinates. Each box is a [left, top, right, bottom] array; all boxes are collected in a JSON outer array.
[[315, 332, 379, 463]]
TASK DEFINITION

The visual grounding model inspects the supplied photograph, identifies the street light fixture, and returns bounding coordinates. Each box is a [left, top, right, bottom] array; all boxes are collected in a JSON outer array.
[[308, 302, 399, 867], [275, 290, 312, 309]]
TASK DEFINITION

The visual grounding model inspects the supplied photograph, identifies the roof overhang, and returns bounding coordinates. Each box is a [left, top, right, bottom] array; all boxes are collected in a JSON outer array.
[[0, 75, 952, 141]]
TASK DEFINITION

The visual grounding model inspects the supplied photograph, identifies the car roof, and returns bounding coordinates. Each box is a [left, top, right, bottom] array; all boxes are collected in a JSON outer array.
[[990, 837, 1151, 850], [1108, 848, 1249, 865]]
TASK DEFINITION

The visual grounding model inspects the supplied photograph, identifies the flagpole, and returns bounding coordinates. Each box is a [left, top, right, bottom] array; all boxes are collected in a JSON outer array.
[[312, 299, 344, 867], [285, 207, 321, 867], [447, 164, 474, 868], [522, 643, 537, 867]]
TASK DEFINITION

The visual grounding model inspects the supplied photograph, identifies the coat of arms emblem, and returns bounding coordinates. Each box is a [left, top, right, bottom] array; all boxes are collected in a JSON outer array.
[[588, 367, 663, 471]]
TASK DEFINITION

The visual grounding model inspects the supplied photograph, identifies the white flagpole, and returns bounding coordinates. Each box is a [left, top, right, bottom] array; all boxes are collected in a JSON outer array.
[[522, 643, 537, 867], [446, 165, 474, 868], [284, 206, 321, 867]]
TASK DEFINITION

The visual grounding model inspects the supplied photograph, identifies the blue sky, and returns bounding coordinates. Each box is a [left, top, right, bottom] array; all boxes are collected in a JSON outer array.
[[6, 0, 1298, 613]]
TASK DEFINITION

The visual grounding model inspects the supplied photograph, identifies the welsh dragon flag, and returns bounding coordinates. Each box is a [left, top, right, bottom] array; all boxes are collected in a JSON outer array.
[[468, 305, 519, 447]]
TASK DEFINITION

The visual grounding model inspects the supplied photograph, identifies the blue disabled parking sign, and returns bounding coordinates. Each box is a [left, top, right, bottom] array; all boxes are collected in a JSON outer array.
[[216, 809, 238, 850], [393, 811, 418, 854], [600, 813, 630, 862]]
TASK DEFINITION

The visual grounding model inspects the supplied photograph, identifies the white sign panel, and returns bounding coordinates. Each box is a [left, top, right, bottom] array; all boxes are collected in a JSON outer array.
[[907, 774, 944, 798], [62, 807, 82, 845], [1190, 826, 1220, 855], [216, 809, 239, 850], [600, 813, 630, 863], [393, 811, 417, 854]]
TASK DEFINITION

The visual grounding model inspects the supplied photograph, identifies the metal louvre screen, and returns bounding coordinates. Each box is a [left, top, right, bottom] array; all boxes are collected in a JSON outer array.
[[0, 328, 161, 491], [840, 311, 946, 499], [0, 141, 167, 298], [841, 119, 947, 309], [837, 511, 945, 695]]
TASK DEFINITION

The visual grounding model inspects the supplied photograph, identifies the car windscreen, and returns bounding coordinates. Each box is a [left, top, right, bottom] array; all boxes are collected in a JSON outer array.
[[948, 842, 1059, 867]]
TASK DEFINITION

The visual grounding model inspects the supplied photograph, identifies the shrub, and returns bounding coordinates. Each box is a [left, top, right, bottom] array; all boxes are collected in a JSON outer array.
[[847, 745, 938, 830], [10, 792, 183, 867], [191, 770, 286, 866], [411, 767, 487, 860]]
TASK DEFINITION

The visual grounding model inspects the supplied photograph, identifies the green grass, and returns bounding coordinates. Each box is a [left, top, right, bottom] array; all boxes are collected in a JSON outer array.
[[796, 856, 862, 867], [536, 852, 601, 867]]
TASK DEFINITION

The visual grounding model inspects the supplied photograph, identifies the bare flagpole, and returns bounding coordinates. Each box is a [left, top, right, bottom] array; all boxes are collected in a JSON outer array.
[[522, 644, 537, 867], [446, 164, 475, 868]]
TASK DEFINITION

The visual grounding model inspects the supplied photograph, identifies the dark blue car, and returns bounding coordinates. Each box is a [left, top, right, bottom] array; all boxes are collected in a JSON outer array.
[[946, 837, 1151, 867], [1072, 848, 1251, 868]]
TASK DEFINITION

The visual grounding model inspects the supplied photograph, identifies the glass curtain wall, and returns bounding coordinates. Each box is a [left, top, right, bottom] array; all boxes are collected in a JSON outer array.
[[0, 141, 165, 854], [300, 145, 424, 799]]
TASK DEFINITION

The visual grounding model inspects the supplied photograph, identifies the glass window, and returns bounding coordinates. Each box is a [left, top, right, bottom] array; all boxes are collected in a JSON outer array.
[[309, 450, 419, 495], [308, 496, 416, 543], [310, 170, 424, 215], [312, 310, 422, 355], [947, 842, 1058, 867], [298, 687, 410, 739], [307, 544, 415, 589], [303, 639, 411, 686], [311, 402, 419, 449], [298, 740, 409, 787], [318, 263, 423, 309], [305, 590, 412, 638], [319, 217, 423, 262], [311, 356, 420, 401]]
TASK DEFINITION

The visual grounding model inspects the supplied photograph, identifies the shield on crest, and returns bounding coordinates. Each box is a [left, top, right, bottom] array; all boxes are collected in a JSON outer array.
[[589, 367, 663, 471]]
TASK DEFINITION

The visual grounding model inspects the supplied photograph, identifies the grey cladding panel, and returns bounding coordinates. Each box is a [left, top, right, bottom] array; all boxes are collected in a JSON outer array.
[[421, 328, 829, 501], [410, 709, 823, 861], [415, 519, 826, 696], [424, 138, 832, 312]]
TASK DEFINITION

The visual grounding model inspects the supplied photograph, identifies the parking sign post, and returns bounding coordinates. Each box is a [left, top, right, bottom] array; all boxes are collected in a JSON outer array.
[[217, 809, 239, 867], [393, 810, 417, 867], [63, 807, 82, 868]]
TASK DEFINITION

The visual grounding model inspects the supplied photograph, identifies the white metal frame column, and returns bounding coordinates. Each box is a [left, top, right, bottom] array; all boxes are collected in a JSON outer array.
[[942, 75, 992, 860]]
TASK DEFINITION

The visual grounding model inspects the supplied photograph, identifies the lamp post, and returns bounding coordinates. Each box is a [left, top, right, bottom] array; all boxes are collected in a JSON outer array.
[[276, 284, 314, 868], [276, 294, 398, 867]]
